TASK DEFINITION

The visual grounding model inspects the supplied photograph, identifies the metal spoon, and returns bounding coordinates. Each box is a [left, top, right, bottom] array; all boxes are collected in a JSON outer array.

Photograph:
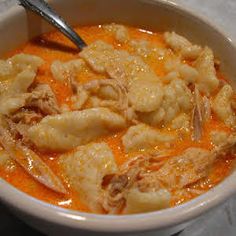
[[18, 0, 87, 50]]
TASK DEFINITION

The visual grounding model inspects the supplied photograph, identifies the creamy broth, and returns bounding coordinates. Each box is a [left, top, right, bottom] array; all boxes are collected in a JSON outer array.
[[0, 24, 235, 214]]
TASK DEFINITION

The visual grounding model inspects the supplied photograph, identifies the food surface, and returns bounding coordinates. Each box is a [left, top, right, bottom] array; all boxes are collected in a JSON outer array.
[[0, 24, 235, 214]]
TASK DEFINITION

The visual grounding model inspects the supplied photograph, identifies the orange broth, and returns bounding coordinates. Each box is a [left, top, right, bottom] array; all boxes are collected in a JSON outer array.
[[0, 25, 235, 212]]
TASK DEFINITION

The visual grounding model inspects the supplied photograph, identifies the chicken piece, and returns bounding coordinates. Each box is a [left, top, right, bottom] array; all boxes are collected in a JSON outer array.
[[84, 79, 138, 123], [0, 83, 59, 117], [60, 142, 117, 213], [212, 84, 236, 128], [84, 79, 128, 110], [26, 84, 60, 115], [10, 109, 42, 125], [156, 148, 211, 188], [191, 87, 203, 141], [103, 24, 129, 43], [164, 32, 202, 59], [122, 124, 176, 152], [194, 47, 219, 95], [28, 108, 126, 152], [102, 154, 170, 214], [103, 134, 236, 213], [0, 116, 66, 194]]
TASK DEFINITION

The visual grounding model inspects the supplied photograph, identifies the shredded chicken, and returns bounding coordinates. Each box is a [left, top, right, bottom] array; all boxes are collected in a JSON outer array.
[[0, 116, 66, 194], [191, 86, 211, 141], [84, 79, 138, 123], [192, 87, 203, 141], [103, 135, 236, 213], [26, 84, 60, 115], [11, 109, 42, 125]]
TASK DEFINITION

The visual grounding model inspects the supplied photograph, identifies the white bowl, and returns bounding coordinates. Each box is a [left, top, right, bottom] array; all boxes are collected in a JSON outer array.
[[0, 0, 236, 235]]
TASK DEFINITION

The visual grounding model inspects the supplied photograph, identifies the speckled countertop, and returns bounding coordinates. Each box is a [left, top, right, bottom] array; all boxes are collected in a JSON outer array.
[[0, 0, 236, 236]]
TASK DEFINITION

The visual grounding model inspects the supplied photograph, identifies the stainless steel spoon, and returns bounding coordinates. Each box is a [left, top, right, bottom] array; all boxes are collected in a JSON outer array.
[[18, 0, 87, 50]]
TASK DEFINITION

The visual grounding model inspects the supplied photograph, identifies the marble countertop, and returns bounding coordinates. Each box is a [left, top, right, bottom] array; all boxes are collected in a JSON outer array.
[[0, 0, 236, 236]]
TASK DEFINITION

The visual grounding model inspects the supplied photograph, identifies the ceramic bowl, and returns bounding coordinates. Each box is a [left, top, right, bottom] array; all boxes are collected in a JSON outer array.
[[0, 0, 236, 235]]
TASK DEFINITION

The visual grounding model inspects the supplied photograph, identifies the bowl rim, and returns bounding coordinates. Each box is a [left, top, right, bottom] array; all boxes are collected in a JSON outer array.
[[0, 0, 236, 233]]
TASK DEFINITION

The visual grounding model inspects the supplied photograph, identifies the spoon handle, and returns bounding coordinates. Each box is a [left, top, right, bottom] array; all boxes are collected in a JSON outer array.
[[18, 0, 87, 50]]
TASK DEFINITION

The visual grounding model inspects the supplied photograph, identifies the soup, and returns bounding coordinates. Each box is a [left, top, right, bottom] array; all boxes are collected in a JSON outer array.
[[0, 24, 235, 214]]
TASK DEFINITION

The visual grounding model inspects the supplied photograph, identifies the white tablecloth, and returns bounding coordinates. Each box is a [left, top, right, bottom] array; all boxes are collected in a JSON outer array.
[[0, 0, 236, 235]]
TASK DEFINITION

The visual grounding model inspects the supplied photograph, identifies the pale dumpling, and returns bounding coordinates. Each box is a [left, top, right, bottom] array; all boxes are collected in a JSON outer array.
[[80, 40, 159, 86], [128, 80, 163, 113], [210, 130, 229, 146], [0, 54, 44, 115], [51, 59, 85, 81], [124, 188, 171, 214], [122, 124, 176, 152], [194, 47, 219, 95], [28, 108, 126, 151], [103, 24, 129, 43], [139, 79, 193, 126], [164, 32, 202, 60], [212, 84, 236, 128], [60, 142, 117, 213]]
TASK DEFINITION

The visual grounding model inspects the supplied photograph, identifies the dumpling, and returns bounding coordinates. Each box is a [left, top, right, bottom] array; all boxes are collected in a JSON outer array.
[[124, 188, 171, 214], [212, 84, 236, 127], [7, 53, 44, 72], [210, 130, 229, 146], [0, 53, 43, 81], [0, 94, 30, 115], [178, 64, 199, 84], [0, 70, 36, 115], [103, 24, 129, 43], [139, 79, 193, 126], [9, 69, 36, 94], [0, 54, 44, 115], [164, 32, 202, 59], [122, 124, 176, 152], [129, 39, 166, 59], [171, 113, 190, 130], [128, 80, 163, 112], [28, 108, 126, 151], [51, 59, 85, 81], [79, 40, 159, 86], [59, 142, 117, 213], [163, 57, 199, 85], [194, 47, 219, 95]]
